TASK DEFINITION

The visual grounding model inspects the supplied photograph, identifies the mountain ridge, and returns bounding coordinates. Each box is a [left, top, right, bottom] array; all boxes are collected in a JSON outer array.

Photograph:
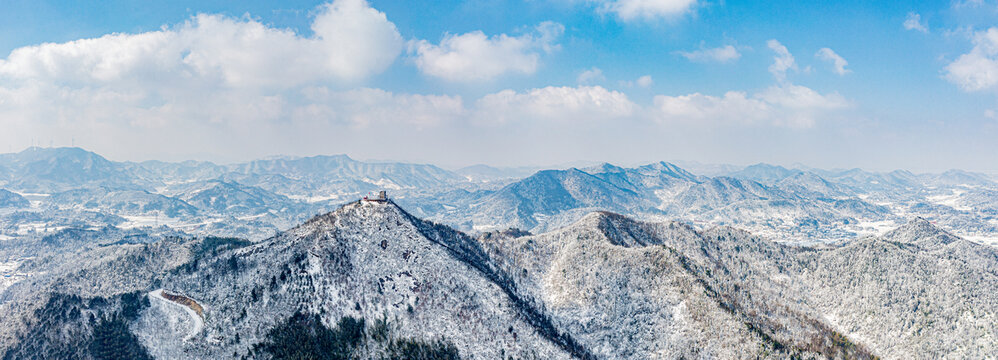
[[2, 200, 996, 358]]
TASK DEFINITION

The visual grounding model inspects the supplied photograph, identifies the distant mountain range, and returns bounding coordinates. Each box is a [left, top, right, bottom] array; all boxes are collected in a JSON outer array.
[[0, 147, 996, 245]]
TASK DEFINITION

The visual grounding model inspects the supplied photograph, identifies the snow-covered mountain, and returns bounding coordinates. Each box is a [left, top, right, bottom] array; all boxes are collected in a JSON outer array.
[[47, 187, 199, 218], [0, 149, 477, 240], [1, 148, 996, 245], [0, 147, 151, 192], [726, 163, 803, 183], [0, 189, 29, 209], [2, 202, 993, 359], [415, 162, 899, 241]]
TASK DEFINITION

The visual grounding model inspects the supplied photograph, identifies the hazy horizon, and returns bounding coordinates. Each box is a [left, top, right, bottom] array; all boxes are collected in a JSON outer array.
[[3, 0, 998, 173], [5, 145, 997, 177]]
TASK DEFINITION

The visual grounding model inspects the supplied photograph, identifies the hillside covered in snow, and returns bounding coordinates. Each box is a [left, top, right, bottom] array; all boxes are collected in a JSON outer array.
[[2, 147, 997, 245], [1, 200, 994, 359]]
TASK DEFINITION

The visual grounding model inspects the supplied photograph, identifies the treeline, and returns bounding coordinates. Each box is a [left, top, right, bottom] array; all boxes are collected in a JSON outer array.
[[2, 291, 152, 360], [250, 311, 460, 360]]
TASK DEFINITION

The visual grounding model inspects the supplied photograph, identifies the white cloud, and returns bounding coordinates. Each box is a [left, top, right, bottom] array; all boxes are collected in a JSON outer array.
[[944, 27, 998, 91], [577, 67, 606, 84], [589, 0, 699, 21], [767, 40, 798, 82], [475, 86, 637, 124], [636, 75, 654, 88], [653, 84, 849, 127], [0, 0, 403, 88], [756, 84, 850, 110], [953, 0, 990, 9], [815, 48, 851, 75], [0, 0, 435, 161], [676, 45, 741, 63], [655, 91, 767, 122], [300, 87, 466, 127], [903, 12, 929, 33], [409, 22, 564, 82], [619, 75, 654, 88]]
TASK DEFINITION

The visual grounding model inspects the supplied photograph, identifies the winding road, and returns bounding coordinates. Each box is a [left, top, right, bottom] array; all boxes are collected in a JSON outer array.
[[148, 288, 204, 342]]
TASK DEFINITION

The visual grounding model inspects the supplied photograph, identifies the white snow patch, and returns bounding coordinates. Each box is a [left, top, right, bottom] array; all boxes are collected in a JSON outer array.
[[12, 192, 50, 197], [237, 213, 267, 221], [0, 260, 27, 297], [852, 220, 899, 237], [120, 215, 179, 229], [959, 234, 998, 248], [289, 194, 343, 203], [472, 224, 499, 232], [927, 189, 971, 211], [363, 178, 404, 190], [14, 222, 66, 235]]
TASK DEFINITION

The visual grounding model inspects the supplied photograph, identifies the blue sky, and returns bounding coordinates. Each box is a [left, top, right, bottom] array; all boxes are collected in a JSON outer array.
[[0, 0, 996, 172]]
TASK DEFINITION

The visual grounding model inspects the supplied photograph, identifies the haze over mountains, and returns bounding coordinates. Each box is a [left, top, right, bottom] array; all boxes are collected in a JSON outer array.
[[0, 147, 996, 359], [0, 147, 994, 246]]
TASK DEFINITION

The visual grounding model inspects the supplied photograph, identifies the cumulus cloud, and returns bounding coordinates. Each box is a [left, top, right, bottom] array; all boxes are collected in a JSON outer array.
[[0, 0, 403, 88], [588, 0, 699, 21], [653, 84, 849, 127], [409, 22, 564, 82], [815, 48, 851, 75], [903, 12, 929, 33], [676, 45, 741, 63], [767, 40, 798, 82], [0, 0, 434, 160], [475, 86, 637, 124], [944, 27, 998, 92], [0, 0, 858, 163]]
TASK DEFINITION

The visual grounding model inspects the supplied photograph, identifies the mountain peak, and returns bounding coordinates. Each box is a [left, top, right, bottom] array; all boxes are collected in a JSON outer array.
[[883, 217, 959, 247], [559, 211, 664, 248], [728, 163, 801, 183], [14, 146, 108, 161], [330, 197, 404, 218], [640, 161, 698, 181], [584, 162, 626, 174]]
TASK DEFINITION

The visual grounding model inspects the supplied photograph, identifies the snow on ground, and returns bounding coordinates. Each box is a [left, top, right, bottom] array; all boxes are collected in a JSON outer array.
[[851, 220, 900, 237], [148, 289, 203, 342], [926, 188, 971, 211], [0, 260, 27, 294], [10, 192, 50, 208], [120, 215, 181, 229], [363, 178, 403, 190], [14, 223, 67, 235], [236, 213, 267, 221], [12, 192, 50, 197], [288, 194, 343, 203], [0, 260, 20, 273], [472, 224, 500, 232], [959, 234, 998, 248], [134, 289, 202, 359]]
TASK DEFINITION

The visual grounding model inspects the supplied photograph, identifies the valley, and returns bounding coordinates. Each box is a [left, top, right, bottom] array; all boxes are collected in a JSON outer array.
[[0, 148, 996, 359]]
